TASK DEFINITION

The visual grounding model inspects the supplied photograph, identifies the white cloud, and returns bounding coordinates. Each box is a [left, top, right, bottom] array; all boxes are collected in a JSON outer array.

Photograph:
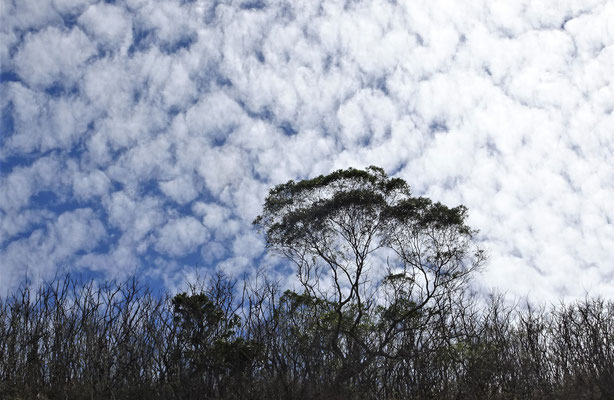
[[2, 82, 97, 156], [0, 156, 63, 212], [185, 91, 246, 143], [0, 209, 53, 246], [72, 168, 111, 201], [0, 208, 105, 293], [197, 146, 249, 196], [78, 3, 132, 51], [1, 0, 63, 32], [160, 174, 198, 205], [1, 0, 613, 302], [138, 1, 195, 47], [155, 216, 209, 256], [106, 191, 165, 244], [53, 0, 94, 16], [52, 208, 106, 257], [193, 202, 230, 230], [13, 26, 96, 88], [337, 88, 397, 148]]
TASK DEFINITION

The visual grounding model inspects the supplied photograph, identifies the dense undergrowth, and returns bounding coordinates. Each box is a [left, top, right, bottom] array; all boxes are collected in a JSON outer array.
[[0, 273, 612, 400]]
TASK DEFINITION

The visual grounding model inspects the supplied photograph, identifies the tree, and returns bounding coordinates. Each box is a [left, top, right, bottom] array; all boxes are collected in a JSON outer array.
[[169, 274, 259, 398], [253, 166, 485, 386]]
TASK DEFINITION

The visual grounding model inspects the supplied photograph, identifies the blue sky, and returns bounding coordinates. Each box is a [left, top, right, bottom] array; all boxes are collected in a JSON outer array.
[[1, 0, 613, 300]]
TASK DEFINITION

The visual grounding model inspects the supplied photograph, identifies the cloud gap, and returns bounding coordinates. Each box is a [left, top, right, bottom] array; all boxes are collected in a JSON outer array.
[[0, 72, 21, 83], [128, 25, 155, 55], [61, 13, 80, 29], [0, 101, 15, 141], [44, 81, 80, 98], [159, 34, 197, 55], [240, 1, 267, 11]]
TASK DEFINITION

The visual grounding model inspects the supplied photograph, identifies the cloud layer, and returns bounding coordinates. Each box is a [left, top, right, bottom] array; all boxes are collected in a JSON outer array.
[[1, 0, 613, 300]]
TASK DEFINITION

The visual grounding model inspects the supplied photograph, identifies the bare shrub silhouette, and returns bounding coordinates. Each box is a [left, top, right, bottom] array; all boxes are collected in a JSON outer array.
[[0, 274, 612, 400]]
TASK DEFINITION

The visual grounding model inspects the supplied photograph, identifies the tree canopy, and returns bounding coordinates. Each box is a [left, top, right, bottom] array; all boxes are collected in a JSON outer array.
[[254, 166, 486, 381]]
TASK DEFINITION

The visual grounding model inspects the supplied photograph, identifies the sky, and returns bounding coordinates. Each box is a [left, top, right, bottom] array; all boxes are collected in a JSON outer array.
[[1, 0, 613, 301]]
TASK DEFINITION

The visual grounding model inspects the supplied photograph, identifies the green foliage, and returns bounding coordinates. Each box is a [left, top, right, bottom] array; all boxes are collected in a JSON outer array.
[[170, 291, 260, 397], [253, 166, 485, 384], [385, 197, 472, 234], [173, 292, 239, 342], [254, 166, 410, 247]]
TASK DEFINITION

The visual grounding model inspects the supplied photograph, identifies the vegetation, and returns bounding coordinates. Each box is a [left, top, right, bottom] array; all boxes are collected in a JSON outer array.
[[1, 167, 612, 399]]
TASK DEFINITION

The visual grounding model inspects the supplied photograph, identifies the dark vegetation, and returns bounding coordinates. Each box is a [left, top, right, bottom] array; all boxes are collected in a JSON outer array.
[[1, 167, 612, 399]]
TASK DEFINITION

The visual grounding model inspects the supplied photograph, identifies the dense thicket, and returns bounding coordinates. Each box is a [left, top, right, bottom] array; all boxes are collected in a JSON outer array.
[[0, 274, 612, 400], [2, 167, 612, 399]]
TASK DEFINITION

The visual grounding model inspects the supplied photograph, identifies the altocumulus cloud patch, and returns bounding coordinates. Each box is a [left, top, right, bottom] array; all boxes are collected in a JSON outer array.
[[0, 0, 613, 300]]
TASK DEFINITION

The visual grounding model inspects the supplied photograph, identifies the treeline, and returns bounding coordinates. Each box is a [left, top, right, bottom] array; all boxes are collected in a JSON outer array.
[[0, 273, 612, 400], [2, 166, 613, 399]]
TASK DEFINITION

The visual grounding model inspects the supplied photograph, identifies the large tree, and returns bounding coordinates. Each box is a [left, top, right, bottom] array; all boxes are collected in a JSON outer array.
[[253, 166, 486, 384]]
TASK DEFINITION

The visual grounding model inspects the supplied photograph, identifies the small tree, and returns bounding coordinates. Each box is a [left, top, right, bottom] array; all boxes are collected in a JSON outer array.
[[170, 274, 259, 398], [254, 166, 485, 386]]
